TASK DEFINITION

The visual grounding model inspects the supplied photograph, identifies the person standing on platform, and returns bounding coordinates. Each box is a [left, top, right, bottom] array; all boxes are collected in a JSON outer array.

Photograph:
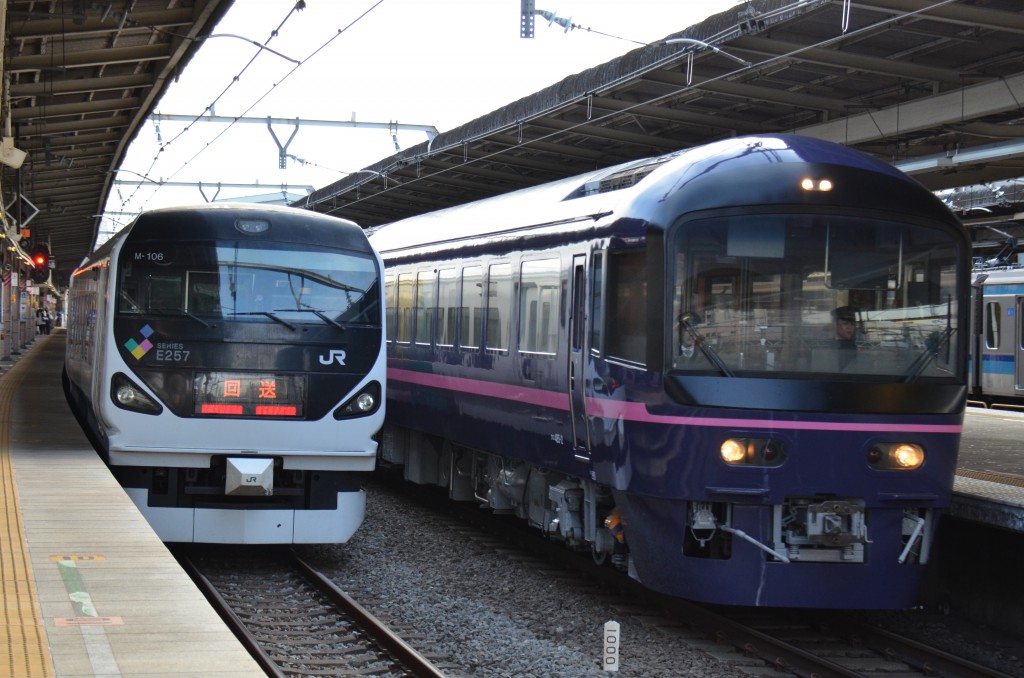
[[36, 307, 52, 335]]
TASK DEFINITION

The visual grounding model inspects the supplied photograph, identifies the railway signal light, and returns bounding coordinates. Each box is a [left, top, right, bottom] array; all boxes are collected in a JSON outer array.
[[29, 245, 50, 283]]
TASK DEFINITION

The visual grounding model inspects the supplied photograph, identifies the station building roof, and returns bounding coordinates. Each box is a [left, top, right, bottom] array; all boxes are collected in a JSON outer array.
[[2, 0, 1023, 286], [0, 0, 232, 284], [296, 0, 1024, 258]]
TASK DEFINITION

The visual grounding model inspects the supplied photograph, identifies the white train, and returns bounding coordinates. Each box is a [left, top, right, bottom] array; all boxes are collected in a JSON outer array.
[[63, 203, 385, 543]]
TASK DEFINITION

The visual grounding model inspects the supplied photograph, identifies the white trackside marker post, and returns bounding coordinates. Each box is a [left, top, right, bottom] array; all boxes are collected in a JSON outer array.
[[603, 620, 620, 671]]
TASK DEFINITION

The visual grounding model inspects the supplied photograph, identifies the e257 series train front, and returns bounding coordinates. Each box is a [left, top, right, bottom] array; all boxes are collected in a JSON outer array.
[[64, 204, 385, 544]]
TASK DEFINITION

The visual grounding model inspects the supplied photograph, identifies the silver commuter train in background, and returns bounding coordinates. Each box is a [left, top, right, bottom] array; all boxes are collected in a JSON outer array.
[[63, 203, 385, 544], [971, 265, 1024, 407]]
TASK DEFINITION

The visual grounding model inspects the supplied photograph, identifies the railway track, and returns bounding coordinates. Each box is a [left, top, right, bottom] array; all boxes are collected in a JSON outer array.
[[381, 476, 1017, 678], [173, 544, 448, 678]]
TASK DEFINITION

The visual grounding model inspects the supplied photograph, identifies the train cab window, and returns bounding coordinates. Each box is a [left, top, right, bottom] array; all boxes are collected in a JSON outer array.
[[436, 268, 458, 347], [384, 275, 396, 343], [186, 272, 221, 315], [415, 271, 435, 346], [669, 214, 964, 381], [519, 258, 560, 354], [120, 275, 183, 314], [985, 302, 1001, 349], [116, 241, 380, 327], [606, 250, 647, 364], [396, 272, 414, 343], [460, 266, 483, 349], [486, 263, 512, 352]]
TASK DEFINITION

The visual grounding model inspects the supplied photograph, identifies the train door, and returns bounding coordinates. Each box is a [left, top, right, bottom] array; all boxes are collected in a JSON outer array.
[[568, 254, 591, 459], [1017, 297, 1024, 396]]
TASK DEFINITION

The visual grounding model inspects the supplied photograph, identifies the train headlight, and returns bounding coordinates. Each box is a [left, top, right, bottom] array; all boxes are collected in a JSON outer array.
[[235, 218, 270, 234], [800, 177, 833, 191], [110, 373, 163, 414], [892, 444, 925, 469], [355, 393, 376, 412], [720, 439, 746, 464], [720, 438, 787, 467], [867, 443, 925, 470], [333, 381, 382, 419]]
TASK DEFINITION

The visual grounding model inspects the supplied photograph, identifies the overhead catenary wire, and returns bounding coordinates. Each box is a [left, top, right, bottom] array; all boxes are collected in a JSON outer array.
[[113, 0, 387, 221], [310, 0, 962, 218]]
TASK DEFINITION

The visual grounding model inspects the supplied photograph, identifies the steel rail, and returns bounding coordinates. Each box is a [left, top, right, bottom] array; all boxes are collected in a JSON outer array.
[[395, 479, 864, 678], [835, 621, 1015, 678], [290, 550, 448, 678], [174, 548, 286, 678]]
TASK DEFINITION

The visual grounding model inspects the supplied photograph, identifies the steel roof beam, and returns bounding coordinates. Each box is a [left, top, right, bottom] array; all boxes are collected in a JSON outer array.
[[8, 9, 194, 38], [8, 44, 170, 72], [797, 72, 1024, 145], [587, 94, 771, 133], [644, 69, 851, 113], [729, 35, 968, 85], [12, 97, 141, 121], [852, 0, 1024, 35], [523, 116, 684, 150], [12, 74, 152, 97]]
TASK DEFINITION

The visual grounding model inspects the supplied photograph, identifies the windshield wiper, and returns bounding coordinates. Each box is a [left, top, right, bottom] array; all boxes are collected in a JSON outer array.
[[903, 298, 955, 383], [342, 298, 379, 325], [149, 307, 210, 328], [678, 311, 735, 377], [233, 311, 296, 331], [279, 308, 346, 330], [903, 328, 954, 383]]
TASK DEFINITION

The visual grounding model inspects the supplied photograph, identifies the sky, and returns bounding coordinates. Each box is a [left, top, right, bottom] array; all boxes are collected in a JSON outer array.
[[99, 0, 741, 242]]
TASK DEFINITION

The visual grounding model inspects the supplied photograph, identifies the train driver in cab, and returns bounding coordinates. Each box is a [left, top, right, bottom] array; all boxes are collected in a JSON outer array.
[[832, 305, 860, 369]]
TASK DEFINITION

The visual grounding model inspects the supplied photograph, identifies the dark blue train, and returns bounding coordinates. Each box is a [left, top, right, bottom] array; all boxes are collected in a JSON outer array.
[[371, 135, 969, 608]]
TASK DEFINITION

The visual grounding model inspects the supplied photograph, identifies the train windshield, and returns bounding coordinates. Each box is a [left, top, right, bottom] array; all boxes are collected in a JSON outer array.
[[669, 214, 962, 381], [117, 240, 380, 325]]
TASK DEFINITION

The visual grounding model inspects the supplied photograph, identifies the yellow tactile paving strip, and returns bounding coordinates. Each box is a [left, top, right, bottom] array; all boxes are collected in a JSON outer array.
[[0, 340, 54, 678]]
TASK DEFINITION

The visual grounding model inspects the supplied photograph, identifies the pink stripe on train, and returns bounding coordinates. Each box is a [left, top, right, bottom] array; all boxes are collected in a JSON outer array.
[[388, 367, 963, 434]]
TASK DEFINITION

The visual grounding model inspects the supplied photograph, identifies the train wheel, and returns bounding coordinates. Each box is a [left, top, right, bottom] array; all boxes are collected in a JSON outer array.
[[591, 544, 608, 566]]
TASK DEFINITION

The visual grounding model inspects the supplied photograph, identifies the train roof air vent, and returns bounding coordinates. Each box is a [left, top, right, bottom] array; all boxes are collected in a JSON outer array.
[[566, 155, 676, 199]]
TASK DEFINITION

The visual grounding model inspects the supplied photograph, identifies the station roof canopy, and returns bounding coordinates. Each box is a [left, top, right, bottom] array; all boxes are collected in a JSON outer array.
[[2, 0, 1023, 286], [0, 0, 232, 284], [296, 0, 1024, 248]]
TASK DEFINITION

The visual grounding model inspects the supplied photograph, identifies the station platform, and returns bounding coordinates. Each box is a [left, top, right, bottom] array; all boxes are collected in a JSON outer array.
[[3, 332, 1024, 675], [0, 333, 262, 677], [951, 407, 1024, 534]]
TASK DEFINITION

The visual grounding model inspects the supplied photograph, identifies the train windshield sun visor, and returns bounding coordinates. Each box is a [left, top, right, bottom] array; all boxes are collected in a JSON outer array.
[[668, 213, 963, 382], [116, 240, 381, 327]]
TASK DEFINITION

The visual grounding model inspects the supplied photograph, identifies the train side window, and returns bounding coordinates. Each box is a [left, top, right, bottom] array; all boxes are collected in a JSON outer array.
[[384, 275, 396, 343], [415, 270, 435, 346], [396, 272, 414, 344], [436, 268, 458, 347], [985, 302, 1001, 349], [519, 258, 560, 354], [606, 250, 647, 364], [460, 266, 483, 350], [486, 263, 512, 352], [590, 251, 605, 355]]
